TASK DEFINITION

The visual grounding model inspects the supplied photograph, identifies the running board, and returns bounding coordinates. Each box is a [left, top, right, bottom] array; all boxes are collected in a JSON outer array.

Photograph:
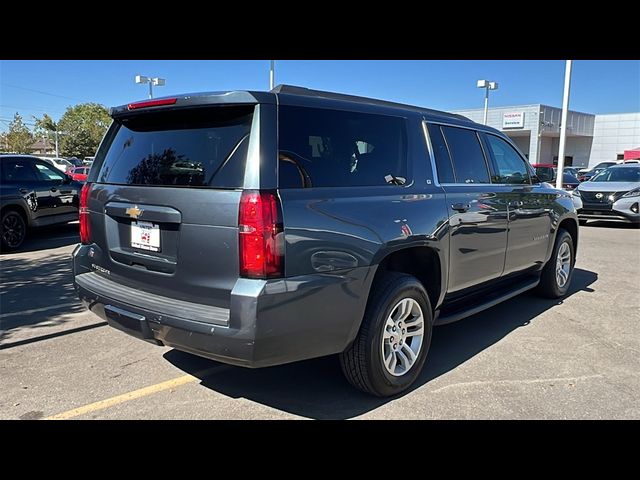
[[434, 278, 540, 326]]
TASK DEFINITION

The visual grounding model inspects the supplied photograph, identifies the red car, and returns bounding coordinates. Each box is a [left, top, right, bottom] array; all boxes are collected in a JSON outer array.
[[67, 166, 90, 182]]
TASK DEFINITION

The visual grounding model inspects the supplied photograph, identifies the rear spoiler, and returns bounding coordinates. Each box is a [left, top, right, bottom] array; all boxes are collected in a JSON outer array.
[[110, 90, 275, 118]]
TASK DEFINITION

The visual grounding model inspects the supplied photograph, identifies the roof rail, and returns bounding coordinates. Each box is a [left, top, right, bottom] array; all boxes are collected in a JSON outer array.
[[270, 84, 469, 121]]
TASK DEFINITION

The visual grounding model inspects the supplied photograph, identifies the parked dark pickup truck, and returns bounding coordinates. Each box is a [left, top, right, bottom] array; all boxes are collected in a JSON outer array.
[[73, 85, 578, 396]]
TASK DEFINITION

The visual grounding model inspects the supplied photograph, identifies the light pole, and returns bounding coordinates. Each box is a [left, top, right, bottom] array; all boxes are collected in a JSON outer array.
[[269, 60, 275, 90], [477, 79, 498, 125], [556, 60, 573, 190], [135, 75, 166, 99]]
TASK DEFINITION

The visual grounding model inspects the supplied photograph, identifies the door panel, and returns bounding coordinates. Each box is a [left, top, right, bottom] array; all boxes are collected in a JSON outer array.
[[433, 125, 509, 293], [504, 185, 555, 274], [480, 133, 554, 275], [32, 161, 76, 216], [444, 186, 508, 292]]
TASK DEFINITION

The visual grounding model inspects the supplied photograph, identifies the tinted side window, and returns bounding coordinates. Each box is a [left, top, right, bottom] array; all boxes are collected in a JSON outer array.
[[441, 126, 490, 184], [426, 124, 455, 184], [278, 106, 407, 188], [485, 135, 531, 184], [1, 159, 38, 182], [34, 162, 66, 181]]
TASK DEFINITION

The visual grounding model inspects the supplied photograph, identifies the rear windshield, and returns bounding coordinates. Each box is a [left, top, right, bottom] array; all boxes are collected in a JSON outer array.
[[91, 106, 254, 188]]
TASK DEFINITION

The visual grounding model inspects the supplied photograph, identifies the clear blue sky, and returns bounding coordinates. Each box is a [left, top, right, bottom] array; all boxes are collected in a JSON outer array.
[[1, 60, 638, 132]]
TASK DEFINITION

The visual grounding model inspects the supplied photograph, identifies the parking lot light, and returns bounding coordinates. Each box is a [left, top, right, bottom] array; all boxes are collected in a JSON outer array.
[[477, 79, 498, 125], [135, 75, 166, 99]]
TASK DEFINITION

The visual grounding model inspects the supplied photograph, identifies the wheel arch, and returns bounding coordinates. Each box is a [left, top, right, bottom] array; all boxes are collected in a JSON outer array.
[[557, 216, 579, 258], [371, 245, 446, 315], [1, 203, 29, 227]]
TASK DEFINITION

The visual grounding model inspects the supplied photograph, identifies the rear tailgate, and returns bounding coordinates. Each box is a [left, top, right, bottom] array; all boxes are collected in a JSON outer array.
[[85, 104, 254, 309]]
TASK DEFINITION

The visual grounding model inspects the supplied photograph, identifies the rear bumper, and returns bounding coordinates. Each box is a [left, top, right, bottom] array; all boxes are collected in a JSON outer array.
[[73, 244, 373, 368]]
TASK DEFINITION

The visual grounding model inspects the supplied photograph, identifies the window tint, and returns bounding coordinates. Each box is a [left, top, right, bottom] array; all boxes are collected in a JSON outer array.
[[278, 106, 407, 188], [440, 126, 489, 184], [426, 124, 455, 184], [93, 106, 253, 187], [485, 134, 530, 184], [1, 159, 38, 182], [34, 162, 65, 181]]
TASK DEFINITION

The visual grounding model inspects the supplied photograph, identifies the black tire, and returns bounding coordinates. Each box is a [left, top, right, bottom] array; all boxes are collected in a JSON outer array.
[[1, 209, 27, 252], [339, 272, 433, 397], [579, 219, 588, 226], [536, 229, 575, 299]]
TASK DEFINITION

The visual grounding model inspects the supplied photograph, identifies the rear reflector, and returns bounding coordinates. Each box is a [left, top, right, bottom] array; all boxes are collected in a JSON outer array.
[[238, 190, 284, 279], [79, 183, 91, 244], [127, 98, 177, 110]]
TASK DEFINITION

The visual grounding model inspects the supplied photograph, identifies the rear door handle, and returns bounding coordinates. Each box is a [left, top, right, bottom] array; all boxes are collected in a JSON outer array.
[[451, 203, 470, 213]]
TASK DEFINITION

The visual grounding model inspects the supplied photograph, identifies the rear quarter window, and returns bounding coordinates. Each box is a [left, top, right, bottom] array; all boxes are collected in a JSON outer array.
[[278, 106, 408, 188], [92, 106, 254, 188]]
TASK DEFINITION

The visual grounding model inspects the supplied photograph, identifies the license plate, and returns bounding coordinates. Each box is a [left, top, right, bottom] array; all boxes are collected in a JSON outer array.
[[131, 221, 160, 252]]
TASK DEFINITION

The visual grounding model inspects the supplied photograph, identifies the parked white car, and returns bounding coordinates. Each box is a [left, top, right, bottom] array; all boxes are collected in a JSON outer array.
[[41, 157, 73, 173], [578, 161, 616, 175], [578, 159, 640, 175]]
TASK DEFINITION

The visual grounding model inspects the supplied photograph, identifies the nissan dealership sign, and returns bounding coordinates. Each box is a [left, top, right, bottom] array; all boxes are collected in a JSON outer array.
[[503, 112, 525, 129]]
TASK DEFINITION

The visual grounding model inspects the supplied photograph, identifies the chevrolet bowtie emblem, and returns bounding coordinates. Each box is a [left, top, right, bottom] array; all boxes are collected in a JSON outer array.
[[125, 206, 143, 219]]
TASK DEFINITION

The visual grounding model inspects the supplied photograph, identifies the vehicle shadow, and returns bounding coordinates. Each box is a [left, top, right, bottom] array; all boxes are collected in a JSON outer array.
[[0, 244, 84, 345], [164, 267, 598, 419], [1, 223, 80, 254]]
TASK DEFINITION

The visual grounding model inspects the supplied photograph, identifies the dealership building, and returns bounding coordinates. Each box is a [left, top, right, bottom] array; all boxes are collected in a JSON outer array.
[[452, 105, 640, 168]]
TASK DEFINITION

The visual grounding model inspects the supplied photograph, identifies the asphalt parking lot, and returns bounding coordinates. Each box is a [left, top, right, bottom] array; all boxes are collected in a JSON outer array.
[[1, 221, 639, 420]]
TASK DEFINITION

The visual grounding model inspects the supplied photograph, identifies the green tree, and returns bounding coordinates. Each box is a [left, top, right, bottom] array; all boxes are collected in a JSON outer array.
[[0, 132, 8, 152], [33, 113, 59, 155], [6, 112, 34, 153], [34, 113, 58, 137], [57, 103, 111, 158]]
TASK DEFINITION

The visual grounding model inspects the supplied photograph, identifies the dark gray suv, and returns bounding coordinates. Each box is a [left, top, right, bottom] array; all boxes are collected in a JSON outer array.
[[73, 85, 579, 397]]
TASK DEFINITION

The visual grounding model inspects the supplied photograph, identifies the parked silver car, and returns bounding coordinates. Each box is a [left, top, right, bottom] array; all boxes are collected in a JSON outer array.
[[573, 164, 640, 224]]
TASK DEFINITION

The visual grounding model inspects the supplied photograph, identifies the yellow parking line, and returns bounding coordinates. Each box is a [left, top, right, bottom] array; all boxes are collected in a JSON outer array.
[[46, 366, 224, 420]]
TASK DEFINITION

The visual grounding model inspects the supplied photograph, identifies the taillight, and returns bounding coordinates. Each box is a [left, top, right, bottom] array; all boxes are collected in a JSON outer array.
[[238, 190, 284, 279], [79, 183, 91, 244]]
